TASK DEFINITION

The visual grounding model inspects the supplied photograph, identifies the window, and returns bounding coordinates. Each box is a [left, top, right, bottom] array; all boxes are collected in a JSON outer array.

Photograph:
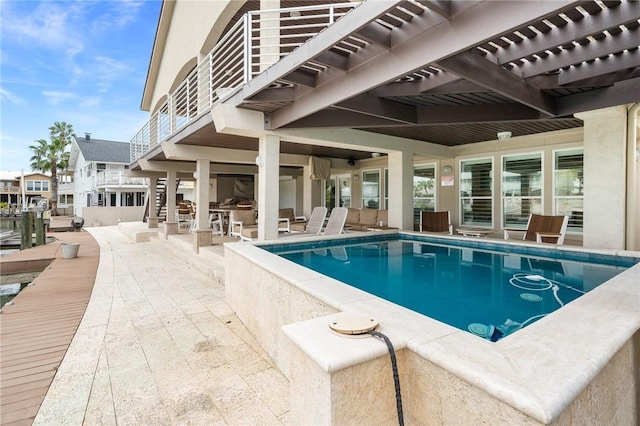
[[97, 163, 106, 171], [338, 176, 351, 208], [325, 176, 351, 213], [362, 169, 380, 209], [414, 164, 436, 228], [460, 158, 493, 227], [384, 168, 388, 209], [502, 153, 542, 228], [554, 149, 583, 232], [27, 181, 34, 191], [42, 181, 49, 191], [34, 181, 41, 191]]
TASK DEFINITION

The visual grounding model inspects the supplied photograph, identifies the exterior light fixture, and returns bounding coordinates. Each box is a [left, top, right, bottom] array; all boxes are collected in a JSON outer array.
[[497, 131, 512, 140], [371, 152, 381, 158], [255, 156, 264, 167]]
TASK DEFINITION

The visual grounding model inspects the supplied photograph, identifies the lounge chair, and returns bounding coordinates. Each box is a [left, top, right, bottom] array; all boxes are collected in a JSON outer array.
[[419, 211, 453, 235], [323, 207, 348, 235], [304, 206, 328, 235], [503, 213, 569, 244]]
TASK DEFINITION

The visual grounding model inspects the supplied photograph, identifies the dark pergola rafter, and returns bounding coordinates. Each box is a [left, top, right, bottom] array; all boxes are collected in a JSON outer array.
[[234, 0, 640, 144]]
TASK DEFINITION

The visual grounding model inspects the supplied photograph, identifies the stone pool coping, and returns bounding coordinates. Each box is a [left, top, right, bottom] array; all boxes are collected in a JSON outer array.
[[226, 230, 640, 423]]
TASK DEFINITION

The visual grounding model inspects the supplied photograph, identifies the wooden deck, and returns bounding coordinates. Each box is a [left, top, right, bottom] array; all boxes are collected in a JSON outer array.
[[0, 220, 98, 425]]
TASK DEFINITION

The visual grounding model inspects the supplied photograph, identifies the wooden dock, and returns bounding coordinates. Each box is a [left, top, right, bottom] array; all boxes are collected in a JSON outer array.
[[0, 223, 98, 425]]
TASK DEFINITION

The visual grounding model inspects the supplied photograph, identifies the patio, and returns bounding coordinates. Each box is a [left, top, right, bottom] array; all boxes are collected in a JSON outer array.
[[1, 222, 289, 425]]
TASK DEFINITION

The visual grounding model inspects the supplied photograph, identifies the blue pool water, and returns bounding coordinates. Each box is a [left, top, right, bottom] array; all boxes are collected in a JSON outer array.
[[264, 235, 637, 341]]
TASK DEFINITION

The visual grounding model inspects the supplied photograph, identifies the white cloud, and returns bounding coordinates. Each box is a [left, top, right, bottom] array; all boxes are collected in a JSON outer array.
[[79, 97, 102, 108], [1, 2, 86, 57], [92, 0, 144, 32], [43, 91, 76, 105], [0, 87, 26, 105], [92, 56, 134, 92]]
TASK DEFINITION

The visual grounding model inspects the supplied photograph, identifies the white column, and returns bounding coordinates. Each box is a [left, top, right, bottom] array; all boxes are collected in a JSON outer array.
[[576, 106, 627, 250], [302, 165, 323, 218], [195, 159, 210, 230], [258, 134, 280, 240], [148, 177, 157, 215], [166, 170, 177, 222], [387, 150, 414, 230]]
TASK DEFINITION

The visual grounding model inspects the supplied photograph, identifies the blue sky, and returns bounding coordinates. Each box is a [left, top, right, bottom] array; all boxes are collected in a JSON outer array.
[[0, 0, 162, 172]]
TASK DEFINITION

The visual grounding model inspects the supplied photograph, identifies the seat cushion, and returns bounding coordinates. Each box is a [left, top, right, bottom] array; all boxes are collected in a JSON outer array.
[[290, 222, 307, 232], [279, 208, 295, 222], [241, 226, 258, 239], [232, 209, 256, 226], [359, 208, 378, 226], [346, 208, 360, 225], [377, 209, 388, 225]]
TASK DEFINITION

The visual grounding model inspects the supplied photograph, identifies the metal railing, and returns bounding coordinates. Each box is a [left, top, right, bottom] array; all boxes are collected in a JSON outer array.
[[131, 2, 358, 163], [94, 171, 147, 187]]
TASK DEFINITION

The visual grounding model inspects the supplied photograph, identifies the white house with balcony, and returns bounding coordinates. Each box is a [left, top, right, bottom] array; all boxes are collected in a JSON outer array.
[[68, 134, 148, 225]]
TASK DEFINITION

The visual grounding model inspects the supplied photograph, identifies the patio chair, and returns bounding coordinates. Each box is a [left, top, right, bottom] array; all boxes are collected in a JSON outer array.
[[209, 212, 224, 236], [229, 209, 258, 241], [176, 207, 192, 229], [323, 207, 348, 235], [419, 211, 453, 235], [503, 214, 569, 244], [278, 208, 308, 233]]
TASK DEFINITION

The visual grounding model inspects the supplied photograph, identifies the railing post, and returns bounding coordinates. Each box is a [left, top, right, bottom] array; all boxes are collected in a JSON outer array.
[[330, 5, 335, 24], [244, 12, 252, 83]]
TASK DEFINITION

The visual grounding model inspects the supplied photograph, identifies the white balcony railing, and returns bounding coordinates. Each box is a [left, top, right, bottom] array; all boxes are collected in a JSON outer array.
[[131, 2, 359, 163], [94, 171, 147, 187]]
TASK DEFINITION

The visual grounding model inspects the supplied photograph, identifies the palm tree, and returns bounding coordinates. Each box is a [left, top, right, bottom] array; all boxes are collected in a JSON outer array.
[[29, 122, 75, 216]]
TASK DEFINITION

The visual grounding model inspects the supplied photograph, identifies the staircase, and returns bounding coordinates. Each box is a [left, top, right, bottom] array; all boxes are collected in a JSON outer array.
[[142, 178, 180, 222]]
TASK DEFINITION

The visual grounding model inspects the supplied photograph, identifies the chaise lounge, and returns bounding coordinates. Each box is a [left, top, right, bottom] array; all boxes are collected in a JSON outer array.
[[503, 213, 569, 244]]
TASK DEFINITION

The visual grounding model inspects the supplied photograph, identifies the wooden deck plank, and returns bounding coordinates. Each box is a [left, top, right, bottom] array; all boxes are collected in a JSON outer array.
[[0, 379, 53, 398], [0, 386, 50, 406], [0, 227, 98, 425], [0, 345, 69, 364], [0, 350, 67, 370]]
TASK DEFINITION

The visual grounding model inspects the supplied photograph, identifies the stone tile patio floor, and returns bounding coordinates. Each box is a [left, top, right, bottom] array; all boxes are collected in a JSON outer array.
[[33, 225, 289, 425]]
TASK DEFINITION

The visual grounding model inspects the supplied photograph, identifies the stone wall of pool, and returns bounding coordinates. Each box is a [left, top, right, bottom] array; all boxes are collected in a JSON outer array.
[[224, 231, 640, 424]]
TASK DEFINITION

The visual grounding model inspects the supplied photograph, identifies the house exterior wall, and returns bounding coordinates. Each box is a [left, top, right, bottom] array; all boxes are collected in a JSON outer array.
[[73, 155, 91, 217], [577, 106, 628, 250], [147, 1, 238, 114], [23, 173, 52, 205]]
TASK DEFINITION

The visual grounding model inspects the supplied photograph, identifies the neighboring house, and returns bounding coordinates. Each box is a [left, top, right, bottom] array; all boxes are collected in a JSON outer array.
[[23, 172, 52, 207], [0, 171, 21, 207], [56, 170, 74, 216], [0, 171, 52, 211], [68, 134, 148, 223], [127, 0, 639, 252]]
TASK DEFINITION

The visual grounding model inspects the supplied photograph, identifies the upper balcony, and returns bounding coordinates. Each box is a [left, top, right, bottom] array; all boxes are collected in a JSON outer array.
[[94, 171, 147, 188], [130, 2, 359, 163]]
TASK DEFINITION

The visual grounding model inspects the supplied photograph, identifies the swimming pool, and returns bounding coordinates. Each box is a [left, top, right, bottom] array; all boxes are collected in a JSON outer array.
[[224, 231, 640, 424], [267, 235, 633, 341]]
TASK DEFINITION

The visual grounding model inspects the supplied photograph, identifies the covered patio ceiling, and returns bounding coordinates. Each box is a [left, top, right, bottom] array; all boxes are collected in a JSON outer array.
[[228, 0, 640, 147]]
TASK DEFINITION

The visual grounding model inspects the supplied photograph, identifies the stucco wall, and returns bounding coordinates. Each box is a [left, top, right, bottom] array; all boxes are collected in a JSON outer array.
[[81, 206, 145, 227], [149, 1, 241, 113]]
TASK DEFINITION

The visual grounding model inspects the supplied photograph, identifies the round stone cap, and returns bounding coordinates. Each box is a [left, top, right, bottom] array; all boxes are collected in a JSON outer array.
[[329, 314, 379, 336]]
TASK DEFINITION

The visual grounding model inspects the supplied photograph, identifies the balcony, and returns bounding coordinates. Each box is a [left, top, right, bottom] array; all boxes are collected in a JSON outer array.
[[130, 2, 358, 163], [94, 171, 147, 188], [0, 185, 21, 194]]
